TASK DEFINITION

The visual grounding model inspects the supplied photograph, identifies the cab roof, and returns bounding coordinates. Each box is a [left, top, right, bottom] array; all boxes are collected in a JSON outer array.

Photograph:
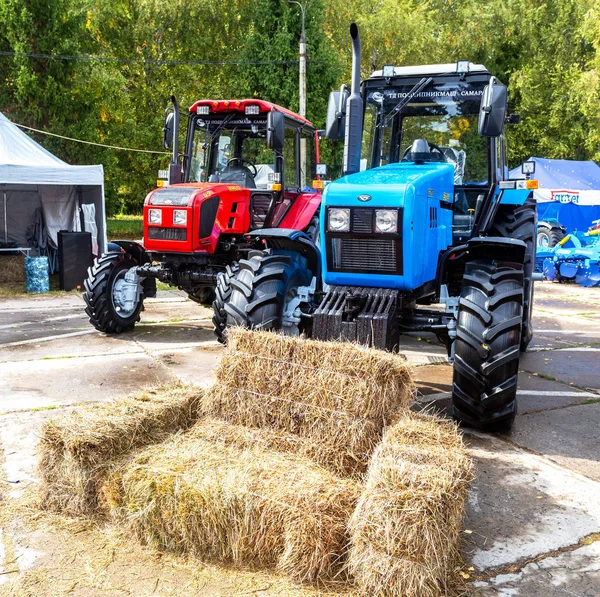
[[188, 99, 313, 128], [370, 63, 489, 78]]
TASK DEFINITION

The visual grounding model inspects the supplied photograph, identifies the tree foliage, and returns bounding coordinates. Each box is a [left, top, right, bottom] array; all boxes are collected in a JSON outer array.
[[0, 0, 599, 214]]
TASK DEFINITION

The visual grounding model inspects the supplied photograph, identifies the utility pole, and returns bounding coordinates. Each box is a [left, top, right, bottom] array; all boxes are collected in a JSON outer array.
[[288, 0, 308, 186]]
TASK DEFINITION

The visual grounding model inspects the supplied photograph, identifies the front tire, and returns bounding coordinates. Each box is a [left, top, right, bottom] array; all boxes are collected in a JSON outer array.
[[451, 259, 524, 432], [224, 250, 312, 335], [83, 252, 143, 334], [211, 263, 239, 344]]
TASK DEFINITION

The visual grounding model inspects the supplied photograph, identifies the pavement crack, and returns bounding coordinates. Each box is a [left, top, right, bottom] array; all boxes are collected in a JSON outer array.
[[472, 533, 600, 583], [521, 368, 600, 398], [132, 339, 178, 379]]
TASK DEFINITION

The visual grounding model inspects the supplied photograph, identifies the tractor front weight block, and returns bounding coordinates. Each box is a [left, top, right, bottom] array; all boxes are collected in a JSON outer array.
[[312, 286, 399, 351]]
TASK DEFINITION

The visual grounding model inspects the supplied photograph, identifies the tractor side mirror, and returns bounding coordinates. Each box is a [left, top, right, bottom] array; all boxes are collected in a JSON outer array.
[[478, 78, 508, 138], [325, 89, 348, 140], [267, 111, 285, 151], [163, 111, 174, 150]]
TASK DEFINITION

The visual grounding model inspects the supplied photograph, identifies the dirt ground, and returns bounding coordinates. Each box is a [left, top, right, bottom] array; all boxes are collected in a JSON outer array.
[[1, 283, 599, 596]]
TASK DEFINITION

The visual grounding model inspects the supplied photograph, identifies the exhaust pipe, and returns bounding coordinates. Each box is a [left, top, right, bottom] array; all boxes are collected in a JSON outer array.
[[343, 23, 363, 176], [168, 95, 182, 184]]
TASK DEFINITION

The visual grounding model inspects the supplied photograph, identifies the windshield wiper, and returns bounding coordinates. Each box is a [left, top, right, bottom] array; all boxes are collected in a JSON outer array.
[[382, 76, 434, 125], [203, 112, 236, 151]]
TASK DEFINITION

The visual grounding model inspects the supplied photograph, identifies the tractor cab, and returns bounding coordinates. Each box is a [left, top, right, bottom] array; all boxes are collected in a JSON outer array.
[[154, 99, 322, 244], [360, 64, 506, 245]]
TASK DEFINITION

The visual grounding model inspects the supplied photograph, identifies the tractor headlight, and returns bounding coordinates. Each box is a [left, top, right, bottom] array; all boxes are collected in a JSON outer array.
[[375, 209, 398, 233], [173, 210, 187, 226], [328, 208, 350, 232], [148, 208, 162, 225]]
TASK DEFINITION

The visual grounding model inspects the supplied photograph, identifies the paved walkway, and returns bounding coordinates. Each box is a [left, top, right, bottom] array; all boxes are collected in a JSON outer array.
[[0, 282, 599, 596]]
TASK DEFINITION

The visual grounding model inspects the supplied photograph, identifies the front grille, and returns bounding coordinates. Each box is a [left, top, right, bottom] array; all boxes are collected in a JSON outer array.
[[148, 227, 187, 241], [199, 196, 220, 238], [352, 208, 373, 233], [331, 237, 400, 273]]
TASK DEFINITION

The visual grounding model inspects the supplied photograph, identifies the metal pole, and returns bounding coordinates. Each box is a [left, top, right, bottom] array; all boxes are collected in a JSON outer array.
[[3, 191, 7, 244], [289, 0, 308, 186], [299, 10, 306, 120]]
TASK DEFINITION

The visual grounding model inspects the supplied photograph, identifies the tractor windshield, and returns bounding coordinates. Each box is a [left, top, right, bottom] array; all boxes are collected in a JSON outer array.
[[189, 116, 274, 188], [361, 79, 489, 184]]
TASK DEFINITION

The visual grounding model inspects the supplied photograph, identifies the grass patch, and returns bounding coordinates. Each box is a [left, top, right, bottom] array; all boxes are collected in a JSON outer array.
[[537, 373, 557, 381], [30, 405, 59, 412], [0, 274, 65, 298], [582, 398, 600, 405], [107, 215, 143, 241]]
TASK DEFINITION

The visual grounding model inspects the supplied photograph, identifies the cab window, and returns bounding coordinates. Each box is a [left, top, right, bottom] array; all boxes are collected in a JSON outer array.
[[300, 131, 316, 189], [283, 128, 298, 188]]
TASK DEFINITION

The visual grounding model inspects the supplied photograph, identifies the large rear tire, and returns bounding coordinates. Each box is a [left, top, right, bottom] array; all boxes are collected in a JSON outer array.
[[224, 250, 312, 335], [490, 196, 536, 351], [211, 262, 239, 343], [83, 252, 143, 334], [451, 259, 524, 432]]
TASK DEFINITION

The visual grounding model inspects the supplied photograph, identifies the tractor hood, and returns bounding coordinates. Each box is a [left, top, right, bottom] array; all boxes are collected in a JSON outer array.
[[320, 161, 456, 291], [323, 161, 455, 208], [146, 183, 244, 207]]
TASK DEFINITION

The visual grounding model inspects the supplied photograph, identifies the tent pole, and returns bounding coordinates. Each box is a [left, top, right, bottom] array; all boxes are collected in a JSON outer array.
[[3, 191, 7, 244]]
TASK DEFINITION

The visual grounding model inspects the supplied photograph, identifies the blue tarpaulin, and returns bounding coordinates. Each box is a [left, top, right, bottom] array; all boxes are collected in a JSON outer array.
[[510, 158, 600, 233]]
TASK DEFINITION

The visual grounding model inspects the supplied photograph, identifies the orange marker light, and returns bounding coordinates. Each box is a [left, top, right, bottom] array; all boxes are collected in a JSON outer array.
[[526, 180, 539, 189]]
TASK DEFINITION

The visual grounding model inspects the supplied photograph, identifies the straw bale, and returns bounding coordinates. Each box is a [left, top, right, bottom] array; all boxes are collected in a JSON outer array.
[[102, 418, 362, 583], [38, 383, 202, 515], [0, 254, 26, 285], [189, 416, 366, 479], [348, 411, 474, 597], [202, 328, 414, 472]]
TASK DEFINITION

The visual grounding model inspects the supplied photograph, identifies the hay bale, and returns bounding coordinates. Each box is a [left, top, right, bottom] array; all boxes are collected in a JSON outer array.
[[348, 411, 474, 597], [38, 383, 202, 515], [0, 254, 26, 285], [102, 417, 362, 583], [187, 416, 365, 479], [202, 328, 414, 473]]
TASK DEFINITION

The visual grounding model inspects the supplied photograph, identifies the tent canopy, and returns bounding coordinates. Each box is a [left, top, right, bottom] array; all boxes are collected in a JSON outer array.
[[509, 157, 600, 191], [510, 157, 600, 232], [0, 112, 106, 255]]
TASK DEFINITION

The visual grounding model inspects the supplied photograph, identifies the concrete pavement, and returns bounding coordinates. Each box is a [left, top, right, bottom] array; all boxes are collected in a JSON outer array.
[[0, 281, 599, 595]]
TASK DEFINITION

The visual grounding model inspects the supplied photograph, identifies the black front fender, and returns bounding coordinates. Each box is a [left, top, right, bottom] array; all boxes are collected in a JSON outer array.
[[108, 240, 151, 265], [107, 240, 156, 298], [246, 228, 321, 278], [466, 236, 527, 264], [437, 236, 527, 292]]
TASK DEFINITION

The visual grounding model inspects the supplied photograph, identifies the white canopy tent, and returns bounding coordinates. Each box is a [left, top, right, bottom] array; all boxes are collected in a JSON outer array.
[[0, 111, 106, 257]]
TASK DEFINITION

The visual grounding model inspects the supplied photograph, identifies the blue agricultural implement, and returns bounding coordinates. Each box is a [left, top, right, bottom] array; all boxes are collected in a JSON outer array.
[[215, 24, 538, 432], [540, 224, 600, 287]]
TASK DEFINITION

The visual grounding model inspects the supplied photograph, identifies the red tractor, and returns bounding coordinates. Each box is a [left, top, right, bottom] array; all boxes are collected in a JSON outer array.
[[84, 97, 324, 340]]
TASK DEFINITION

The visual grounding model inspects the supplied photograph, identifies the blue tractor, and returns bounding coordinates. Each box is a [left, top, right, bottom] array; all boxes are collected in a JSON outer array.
[[216, 24, 537, 432]]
